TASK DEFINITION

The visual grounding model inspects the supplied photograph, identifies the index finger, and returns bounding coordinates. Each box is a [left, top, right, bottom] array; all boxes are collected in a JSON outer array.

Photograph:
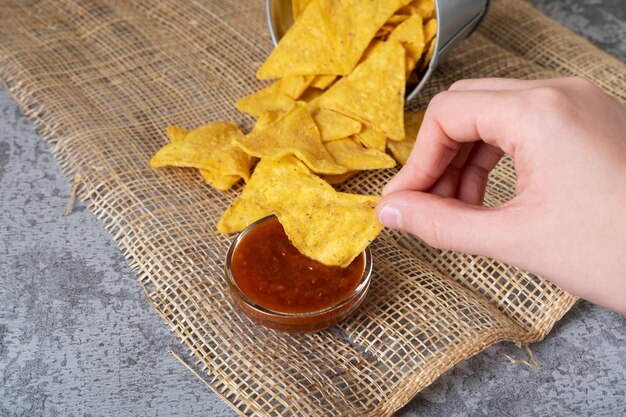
[[383, 89, 522, 195]]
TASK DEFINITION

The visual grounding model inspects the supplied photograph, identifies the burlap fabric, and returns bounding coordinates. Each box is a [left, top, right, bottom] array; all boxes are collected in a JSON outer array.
[[0, 0, 624, 415]]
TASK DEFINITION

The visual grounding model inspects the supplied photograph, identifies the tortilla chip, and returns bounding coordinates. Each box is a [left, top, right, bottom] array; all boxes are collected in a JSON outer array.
[[217, 155, 330, 234], [417, 38, 436, 73], [388, 14, 426, 75], [236, 88, 295, 119], [233, 102, 346, 175], [292, 0, 313, 21], [321, 171, 358, 185], [424, 17, 437, 42], [354, 125, 387, 151], [399, 0, 436, 20], [317, 0, 413, 74], [299, 87, 324, 103], [199, 170, 241, 191], [387, 109, 425, 165], [258, 0, 412, 78], [251, 111, 284, 133], [262, 181, 382, 267], [257, 1, 343, 78], [325, 138, 395, 170], [311, 108, 362, 142], [317, 40, 406, 141], [236, 76, 313, 117], [280, 75, 315, 98], [406, 71, 420, 85], [150, 122, 252, 190], [386, 14, 411, 25], [166, 125, 190, 143], [310, 74, 337, 90]]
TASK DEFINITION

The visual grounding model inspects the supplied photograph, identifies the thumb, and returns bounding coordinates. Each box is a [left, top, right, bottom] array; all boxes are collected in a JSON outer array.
[[376, 190, 522, 259]]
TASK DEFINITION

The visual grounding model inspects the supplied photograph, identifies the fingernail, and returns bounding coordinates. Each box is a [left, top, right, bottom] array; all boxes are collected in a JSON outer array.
[[378, 204, 401, 229]]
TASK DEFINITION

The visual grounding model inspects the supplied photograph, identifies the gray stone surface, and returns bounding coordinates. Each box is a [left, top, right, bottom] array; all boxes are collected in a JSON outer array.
[[0, 1, 624, 416]]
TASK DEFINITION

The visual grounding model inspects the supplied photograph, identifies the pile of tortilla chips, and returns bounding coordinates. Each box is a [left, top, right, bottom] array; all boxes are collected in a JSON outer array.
[[151, 0, 435, 267]]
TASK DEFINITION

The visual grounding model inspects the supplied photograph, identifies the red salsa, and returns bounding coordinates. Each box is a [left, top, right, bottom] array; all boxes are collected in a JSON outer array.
[[231, 217, 364, 314]]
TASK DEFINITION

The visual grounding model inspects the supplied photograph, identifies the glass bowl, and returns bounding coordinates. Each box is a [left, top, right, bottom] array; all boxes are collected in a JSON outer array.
[[224, 215, 372, 333]]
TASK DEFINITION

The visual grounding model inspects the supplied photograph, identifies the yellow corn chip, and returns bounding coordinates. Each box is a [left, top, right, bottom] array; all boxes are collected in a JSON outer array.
[[299, 87, 324, 103], [374, 26, 393, 40], [236, 76, 312, 118], [317, 40, 406, 141], [387, 109, 425, 165], [386, 14, 411, 25], [166, 125, 190, 143], [251, 111, 284, 133], [280, 75, 315, 98], [310, 74, 337, 90], [292, 0, 313, 21], [388, 14, 425, 75], [262, 180, 382, 267], [325, 138, 395, 170], [354, 125, 387, 151], [259, 0, 412, 78], [257, 1, 343, 78], [424, 17, 437, 42], [321, 171, 358, 185], [199, 170, 241, 191], [236, 90, 295, 119], [407, 71, 420, 85], [217, 155, 330, 234], [150, 122, 251, 190], [317, 0, 413, 74], [311, 108, 362, 142], [417, 38, 437, 73], [399, 0, 436, 20], [233, 102, 346, 175]]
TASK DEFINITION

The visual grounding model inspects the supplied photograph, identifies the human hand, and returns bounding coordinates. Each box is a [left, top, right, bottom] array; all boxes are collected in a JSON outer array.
[[377, 77, 626, 314]]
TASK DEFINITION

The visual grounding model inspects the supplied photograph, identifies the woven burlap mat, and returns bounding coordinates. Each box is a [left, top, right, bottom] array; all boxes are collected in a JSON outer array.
[[1, 0, 624, 415]]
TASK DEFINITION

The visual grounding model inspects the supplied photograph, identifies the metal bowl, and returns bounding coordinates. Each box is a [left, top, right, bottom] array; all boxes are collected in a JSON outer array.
[[265, 0, 490, 101]]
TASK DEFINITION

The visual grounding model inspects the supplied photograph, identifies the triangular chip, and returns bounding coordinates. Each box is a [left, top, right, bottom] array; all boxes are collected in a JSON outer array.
[[325, 138, 395, 170], [311, 108, 362, 142], [399, 0, 436, 20], [199, 170, 241, 191], [424, 17, 437, 42], [292, 0, 314, 21], [150, 122, 252, 190], [321, 171, 358, 185], [316, 0, 413, 74], [217, 156, 331, 234], [387, 109, 425, 165], [354, 125, 387, 151], [418, 19, 437, 71], [166, 125, 190, 143], [250, 111, 285, 133], [388, 14, 425, 75], [233, 102, 347, 175], [262, 181, 382, 267], [236, 81, 297, 118], [258, 0, 412, 78], [385, 14, 411, 25], [310, 74, 337, 90], [317, 40, 406, 140], [280, 75, 315, 98], [299, 87, 324, 103], [257, 1, 343, 78]]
